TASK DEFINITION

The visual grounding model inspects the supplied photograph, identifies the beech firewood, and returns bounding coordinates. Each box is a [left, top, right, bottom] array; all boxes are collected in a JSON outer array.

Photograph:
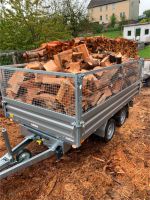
[[92, 53, 106, 59], [74, 44, 90, 61], [54, 49, 73, 68], [72, 52, 83, 62], [102, 86, 112, 98], [97, 94, 107, 105], [93, 66, 104, 79], [43, 60, 61, 72], [25, 62, 44, 70], [23, 87, 42, 104], [89, 92, 102, 107], [32, 93, 56, 109], [82, 74, 98, 92], [85, 56, 100, 68], [7, 71, 26, 95], [56, 79, 75, 115], [100, 56, 111, 67], [95, 78, 111, 90], [66, 62, 81, 73], [112, 79, 123, 94]]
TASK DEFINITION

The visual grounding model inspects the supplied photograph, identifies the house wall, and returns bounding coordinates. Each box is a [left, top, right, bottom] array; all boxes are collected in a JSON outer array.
[[88, 0, 130, 24], [129, 0, 139, 20], [123, 24, 150, 43]]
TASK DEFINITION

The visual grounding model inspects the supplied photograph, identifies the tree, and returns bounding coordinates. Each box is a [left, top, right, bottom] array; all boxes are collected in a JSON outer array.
[[0, 0, 71, 50], [143, 9, 150, 18], [44, 0, 87, 37], [0, 0, 88, 51], [110, 14, 117, 28], [119, 14, 126, 30]]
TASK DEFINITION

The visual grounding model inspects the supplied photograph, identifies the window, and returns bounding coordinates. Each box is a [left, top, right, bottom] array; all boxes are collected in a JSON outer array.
[[145, 29, 149, 35], [120, 12, 125, 18], [100, 7, 102, 12], [128, 30, 132, 36], [106, 15, 108, 20], [136, 28, 141, 37], [100, 16, 102, 21]]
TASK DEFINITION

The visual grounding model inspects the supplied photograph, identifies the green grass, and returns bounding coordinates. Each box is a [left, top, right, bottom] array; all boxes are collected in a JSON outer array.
[[139, 45, 150, 59], [98, 30, 122, 38]]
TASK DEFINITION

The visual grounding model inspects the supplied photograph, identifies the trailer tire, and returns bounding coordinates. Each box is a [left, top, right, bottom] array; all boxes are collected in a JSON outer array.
[[16, 149, 32, 162], [146, 78, 150, 87], [115, 107, 128, 127], [104, 119, 116, 142]]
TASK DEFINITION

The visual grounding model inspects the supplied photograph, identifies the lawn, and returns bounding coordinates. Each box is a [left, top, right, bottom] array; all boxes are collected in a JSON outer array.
[[139, 45, 150, 59], [99, 30, 122, 38]]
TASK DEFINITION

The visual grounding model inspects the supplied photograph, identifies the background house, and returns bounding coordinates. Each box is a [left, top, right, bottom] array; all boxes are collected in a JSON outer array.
[[123, 22, 150, 43], [88, 0, 140, 24]]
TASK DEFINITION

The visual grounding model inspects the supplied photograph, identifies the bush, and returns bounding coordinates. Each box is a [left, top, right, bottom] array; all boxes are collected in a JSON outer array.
[[91, 23, 104, 34], [110, 14, 117, 28], [140, 18, 150, 23]]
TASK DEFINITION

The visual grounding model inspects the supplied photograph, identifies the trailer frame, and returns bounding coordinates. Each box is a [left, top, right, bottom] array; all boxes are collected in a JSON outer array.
[[0, 59, 143, 179]]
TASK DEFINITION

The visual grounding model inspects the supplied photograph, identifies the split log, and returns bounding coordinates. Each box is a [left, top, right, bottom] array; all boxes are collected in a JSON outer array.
[[82, 72, 98, 92], [92, 53, 106, 59], [22, 86, 42, 104], [100, 56, 111, 67], [74, 44, 90, 61], [54, 49, 73, 68], [7, 71, 26, 95], [72, 52, 83, 62], [25, 62, 44, 70], [43, 60, 61, 72], [89, 92, 102, 107], [93, 66, 104, 79], [84, 56, 100, 69], [97, 87, 112, 105], [56, 79, 75, 115], [95, 78, 111, 90], [66, 62, 81, 73], [112, 79, 123, 94], [32, 93, 56, 109]]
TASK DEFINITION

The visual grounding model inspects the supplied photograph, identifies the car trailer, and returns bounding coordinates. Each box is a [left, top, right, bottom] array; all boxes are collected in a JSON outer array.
[[0, 59, 143, 179]]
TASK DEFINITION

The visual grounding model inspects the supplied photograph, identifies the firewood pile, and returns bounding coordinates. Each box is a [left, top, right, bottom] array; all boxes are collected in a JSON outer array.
[[6, 37, 139, 116]]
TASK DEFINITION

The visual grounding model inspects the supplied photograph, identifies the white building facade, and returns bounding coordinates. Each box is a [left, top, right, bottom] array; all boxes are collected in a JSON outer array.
[[123, 23, 150, 43]]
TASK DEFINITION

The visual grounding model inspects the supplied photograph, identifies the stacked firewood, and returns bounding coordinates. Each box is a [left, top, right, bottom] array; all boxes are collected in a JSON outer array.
[[23, 37, 138, 63], [6, 37, 139, 116]]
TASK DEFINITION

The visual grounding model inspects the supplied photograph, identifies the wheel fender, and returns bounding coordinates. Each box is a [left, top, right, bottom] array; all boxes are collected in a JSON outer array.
[[94, 121, 108, 138]]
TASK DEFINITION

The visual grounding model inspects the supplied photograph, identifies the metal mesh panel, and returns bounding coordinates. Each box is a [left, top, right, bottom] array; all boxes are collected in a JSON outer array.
[[1, 69, 76, 116], [82, 61, 141, 113]]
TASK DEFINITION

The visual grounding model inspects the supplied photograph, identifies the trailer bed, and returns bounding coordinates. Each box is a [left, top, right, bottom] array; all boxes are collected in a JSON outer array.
[[0, 60, 142, 147]]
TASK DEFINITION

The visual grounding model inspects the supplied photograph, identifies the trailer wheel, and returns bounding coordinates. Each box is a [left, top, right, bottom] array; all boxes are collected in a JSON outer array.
[[104, 119, 116, 142], [115, 107, 128, 127], [147, 78, 150, 87], [16, 149, 32, 162]]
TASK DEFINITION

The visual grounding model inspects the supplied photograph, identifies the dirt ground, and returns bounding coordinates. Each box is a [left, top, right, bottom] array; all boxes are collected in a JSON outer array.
[[0, 88, 149, 200]]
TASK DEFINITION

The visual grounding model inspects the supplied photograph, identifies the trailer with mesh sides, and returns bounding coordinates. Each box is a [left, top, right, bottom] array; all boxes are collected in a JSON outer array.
[[0, 59, 143, 179], [0, 51, 25, 105]]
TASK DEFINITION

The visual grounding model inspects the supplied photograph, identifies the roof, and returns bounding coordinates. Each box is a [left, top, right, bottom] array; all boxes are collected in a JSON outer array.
[[88, 0, 127, 9], [123, 22, 150, 28]]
